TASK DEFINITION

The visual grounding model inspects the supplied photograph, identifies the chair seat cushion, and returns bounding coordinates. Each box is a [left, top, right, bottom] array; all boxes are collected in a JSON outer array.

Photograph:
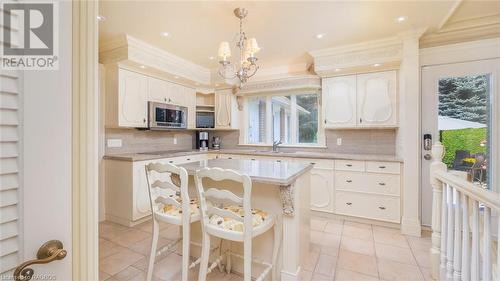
[[161, 197, 199, 218], [208, 205, 269, 232]]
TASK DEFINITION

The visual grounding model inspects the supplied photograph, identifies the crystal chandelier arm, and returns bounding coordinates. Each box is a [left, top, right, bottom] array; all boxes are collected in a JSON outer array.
[[246, 64, 260, 78]]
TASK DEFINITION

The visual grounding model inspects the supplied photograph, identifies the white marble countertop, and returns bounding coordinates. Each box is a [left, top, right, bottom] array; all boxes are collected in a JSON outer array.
[[178, 158, 313, 185], [104, 149, 403, 163]]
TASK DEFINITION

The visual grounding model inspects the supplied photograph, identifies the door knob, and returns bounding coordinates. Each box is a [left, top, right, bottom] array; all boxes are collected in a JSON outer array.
[[14, 240, 67, 281]]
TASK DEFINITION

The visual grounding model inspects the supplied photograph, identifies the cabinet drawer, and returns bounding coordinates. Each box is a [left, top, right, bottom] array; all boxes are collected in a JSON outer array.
[[335, 171, 400, 196], [297, 158, 334, 169], [366, 161, 400, 174], [335, 160, 365, 172], [335, 191, 400, 223]]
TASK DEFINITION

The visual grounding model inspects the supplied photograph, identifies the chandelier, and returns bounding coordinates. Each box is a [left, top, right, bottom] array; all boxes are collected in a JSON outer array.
[[218, 8, 260, 88]]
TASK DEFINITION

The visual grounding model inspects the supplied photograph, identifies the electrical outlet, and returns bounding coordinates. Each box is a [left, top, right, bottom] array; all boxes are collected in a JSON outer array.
[[336, 138, 342, 146], [173, 137, 177, 145], [107, 139, 122, 148]]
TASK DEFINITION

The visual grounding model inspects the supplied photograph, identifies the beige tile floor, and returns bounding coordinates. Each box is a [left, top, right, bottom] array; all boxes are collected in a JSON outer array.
[[99, 216, 432, 281]]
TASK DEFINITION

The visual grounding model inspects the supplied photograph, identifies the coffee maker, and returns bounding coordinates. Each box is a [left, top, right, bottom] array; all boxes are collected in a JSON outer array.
[[196, 131, 209, 151]]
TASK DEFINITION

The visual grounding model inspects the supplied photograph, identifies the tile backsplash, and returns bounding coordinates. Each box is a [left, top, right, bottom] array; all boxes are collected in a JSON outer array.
[[104, 128, 194, 155], [104, 128, 396, 156], [213, 129, 396, 155]]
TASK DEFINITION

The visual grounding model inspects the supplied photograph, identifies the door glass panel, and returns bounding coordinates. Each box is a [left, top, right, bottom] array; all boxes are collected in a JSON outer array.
[[438, 74, 491, 189]]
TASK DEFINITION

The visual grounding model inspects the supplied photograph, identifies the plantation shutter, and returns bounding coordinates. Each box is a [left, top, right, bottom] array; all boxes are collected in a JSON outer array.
[[0, 3, 22, 275]]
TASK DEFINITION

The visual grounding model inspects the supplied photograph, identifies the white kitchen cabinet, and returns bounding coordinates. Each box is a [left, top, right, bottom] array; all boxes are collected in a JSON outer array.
[[105, 64, 197, 129], [148, 76, 169, 103], [105, 67, 149, 128], [321, 70, 398, 129], [322, 75, 357, 128], [215, 89, 238, 129], [356, 71, 397, 127], [309, 163, 335, 213], [333, 159, 401, 223]]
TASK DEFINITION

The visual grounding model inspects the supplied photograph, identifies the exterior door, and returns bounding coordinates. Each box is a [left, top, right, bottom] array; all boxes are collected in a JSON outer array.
[[0, 1, 74, 280], [421, 59, 499, 225]]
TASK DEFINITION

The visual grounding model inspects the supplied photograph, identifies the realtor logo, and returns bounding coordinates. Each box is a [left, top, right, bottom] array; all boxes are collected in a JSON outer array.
[[1, 2, 59, 70]]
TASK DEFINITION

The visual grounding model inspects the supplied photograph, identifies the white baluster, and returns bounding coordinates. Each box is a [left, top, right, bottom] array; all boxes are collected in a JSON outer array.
[[441, 183, 449, 280], [483, 206, 491, 281], [441, 183, 449, 279], [453, 189, 462, 281], [461, 194, 470, 281], [471, 200, 480, 280], [430, 142, 447, 280], [446, 184, 455, 280]]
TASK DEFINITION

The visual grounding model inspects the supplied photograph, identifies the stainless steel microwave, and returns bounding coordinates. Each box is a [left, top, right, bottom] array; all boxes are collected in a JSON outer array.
[[148, 101, 187, 129]]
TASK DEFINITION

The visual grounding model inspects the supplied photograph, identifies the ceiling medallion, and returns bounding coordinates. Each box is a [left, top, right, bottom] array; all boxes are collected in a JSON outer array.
[[217, 8, 260, 88]]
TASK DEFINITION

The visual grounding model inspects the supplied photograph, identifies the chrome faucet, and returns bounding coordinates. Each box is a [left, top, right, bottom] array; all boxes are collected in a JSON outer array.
[[272, 140, 282, 152]]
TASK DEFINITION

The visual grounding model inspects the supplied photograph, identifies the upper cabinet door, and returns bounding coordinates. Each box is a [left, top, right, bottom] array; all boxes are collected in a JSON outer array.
[[119, 68, 148, 128], [322, 75, 357, 128], [357, 71, 397, 127], [215, 90, 232, 129], [148, 77, 168, 103]]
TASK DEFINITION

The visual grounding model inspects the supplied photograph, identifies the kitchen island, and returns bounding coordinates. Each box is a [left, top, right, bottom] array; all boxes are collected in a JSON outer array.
[[179, 158, 312, 281]]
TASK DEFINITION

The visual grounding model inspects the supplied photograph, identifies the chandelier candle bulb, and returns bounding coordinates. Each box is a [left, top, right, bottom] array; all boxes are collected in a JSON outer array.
[[218, 41, 231, 61]]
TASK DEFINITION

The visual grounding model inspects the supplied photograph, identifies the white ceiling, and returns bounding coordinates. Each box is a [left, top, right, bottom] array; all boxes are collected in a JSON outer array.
[[99, 1, 483, 69]]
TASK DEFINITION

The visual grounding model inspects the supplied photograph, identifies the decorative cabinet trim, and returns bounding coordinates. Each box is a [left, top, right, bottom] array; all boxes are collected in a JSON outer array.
[[279, 185, 295, 216], [237, 75, 321, 95], [99, 34, 211, 85]]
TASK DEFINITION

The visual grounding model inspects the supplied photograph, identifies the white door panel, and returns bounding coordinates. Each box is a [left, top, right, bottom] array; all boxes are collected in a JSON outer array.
[[421, 59, 499, 226]]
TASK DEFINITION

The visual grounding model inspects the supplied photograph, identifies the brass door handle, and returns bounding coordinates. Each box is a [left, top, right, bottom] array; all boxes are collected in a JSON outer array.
[[14, 240, 67, 281]]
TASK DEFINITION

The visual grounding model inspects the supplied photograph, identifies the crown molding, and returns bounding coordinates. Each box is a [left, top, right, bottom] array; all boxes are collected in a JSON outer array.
[[309, 36, 403, 77], [421, 13, 500, 48], [99, 34, 211, 85]]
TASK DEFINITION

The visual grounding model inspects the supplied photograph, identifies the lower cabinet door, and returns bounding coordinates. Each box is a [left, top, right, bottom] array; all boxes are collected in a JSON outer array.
[[310, 167, 334, 213], [133, 162, 153, 221], [334, 191, 400, 223]]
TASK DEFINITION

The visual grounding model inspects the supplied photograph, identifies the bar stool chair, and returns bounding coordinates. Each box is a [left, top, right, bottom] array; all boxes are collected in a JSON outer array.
[[194, 167, 282, 281], [144, 162, 201, 281]]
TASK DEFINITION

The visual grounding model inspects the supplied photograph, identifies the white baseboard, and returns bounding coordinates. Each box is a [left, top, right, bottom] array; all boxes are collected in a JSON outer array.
[[281, 266, 300, 281]]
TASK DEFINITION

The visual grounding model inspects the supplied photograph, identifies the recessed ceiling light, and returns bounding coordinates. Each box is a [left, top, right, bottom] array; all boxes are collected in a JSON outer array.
[[97, 15, 106, 21], [395, 16, 407, 23], [208, 56, 215, 60], [161, 32, 170, 37], [139, 65, 146, 69], [373, 63, 382, 67], [174, 76, 179, 79], [334, 68, 341, 72], [316, 33, 326, 39]]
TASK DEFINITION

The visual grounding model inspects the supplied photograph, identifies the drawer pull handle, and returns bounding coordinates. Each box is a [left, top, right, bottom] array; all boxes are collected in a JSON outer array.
[[228, 157, 232, 159], [310, 162, 316, 165], [186, 158, 191, 161], [378, 206, 386, 210], [276, 160, 281, 162], [378, 182, 386, 186], [346, 202, 352, 206], [346, 164, 353, 167], [251, 159, 256, 161], [169, 161, 174, 163], [379, 166, 386, 169], [346, 180, 352, 183]]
